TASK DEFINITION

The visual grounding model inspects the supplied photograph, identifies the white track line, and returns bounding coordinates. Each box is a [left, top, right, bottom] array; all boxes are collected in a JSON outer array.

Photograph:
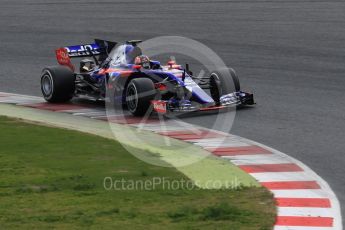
[[63, 108, 105, 114], [223, 154, 291, 165], [72, 111, 107, 117], [272, 190, 333, 199], [133, 122, 198, 132], [138, 125, 188, 132], [0, 97, 43, 104], [250, 172, 315, 182], [278, 207, 335, 217], [274, 226, 335, 230], [186, 137, 250, 147]]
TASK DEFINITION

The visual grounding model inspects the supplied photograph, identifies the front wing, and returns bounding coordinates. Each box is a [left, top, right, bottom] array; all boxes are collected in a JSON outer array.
[[151, 91, 254, 115]]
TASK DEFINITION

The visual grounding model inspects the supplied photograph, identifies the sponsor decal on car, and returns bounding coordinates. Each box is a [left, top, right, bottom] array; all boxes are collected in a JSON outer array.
[[151, 100, 167, 114], [64, 44, 101, 57], [55, 48, 74, 70]]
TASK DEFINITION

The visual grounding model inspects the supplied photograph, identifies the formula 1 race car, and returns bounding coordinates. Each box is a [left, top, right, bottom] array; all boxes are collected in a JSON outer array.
[[40, 39, 254, 116]]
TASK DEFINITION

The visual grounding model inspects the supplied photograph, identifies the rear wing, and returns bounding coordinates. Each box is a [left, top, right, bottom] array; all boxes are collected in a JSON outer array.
[[55, 39, 117, 70], [64, 43, 102, 57]]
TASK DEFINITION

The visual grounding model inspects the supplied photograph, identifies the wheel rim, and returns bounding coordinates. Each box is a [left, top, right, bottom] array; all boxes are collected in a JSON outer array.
[[42, 73, 53, 96], [126, 84, 138, 113]]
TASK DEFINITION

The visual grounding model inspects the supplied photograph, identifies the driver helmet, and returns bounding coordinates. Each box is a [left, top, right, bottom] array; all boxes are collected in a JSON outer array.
[[134, 55, 150, 69]]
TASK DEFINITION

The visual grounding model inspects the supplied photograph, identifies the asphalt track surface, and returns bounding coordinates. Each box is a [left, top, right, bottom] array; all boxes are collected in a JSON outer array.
[[1, 0, 345, 224]]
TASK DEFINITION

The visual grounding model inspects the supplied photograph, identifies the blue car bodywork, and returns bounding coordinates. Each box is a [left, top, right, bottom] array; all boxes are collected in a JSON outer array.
[[52, 39, 254, 115]]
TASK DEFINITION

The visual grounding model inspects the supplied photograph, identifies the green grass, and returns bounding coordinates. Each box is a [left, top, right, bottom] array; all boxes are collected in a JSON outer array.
[[0, 116, 276, 229], [0, 103, 260, 188]]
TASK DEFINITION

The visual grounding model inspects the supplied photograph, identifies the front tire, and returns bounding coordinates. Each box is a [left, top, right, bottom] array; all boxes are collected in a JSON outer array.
[[40, 66, 75, 103], [209, 68, 240, 105], [125, 78, 156, 116]]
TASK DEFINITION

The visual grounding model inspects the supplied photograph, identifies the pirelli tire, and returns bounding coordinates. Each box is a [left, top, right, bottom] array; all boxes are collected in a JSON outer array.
[[209, 68, 240, 105], [40, 66, 76, 103], [125, 78, 156, 116]]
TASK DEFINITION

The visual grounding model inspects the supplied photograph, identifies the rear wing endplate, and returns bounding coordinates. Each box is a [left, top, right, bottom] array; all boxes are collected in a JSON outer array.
[[55, 39, 117, 70]]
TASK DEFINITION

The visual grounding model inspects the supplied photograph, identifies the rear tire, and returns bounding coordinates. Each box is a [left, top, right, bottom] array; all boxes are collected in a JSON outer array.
[[125, 78, 156, 116], [209, 68, 240, 105], [40, 66, 75, 103]]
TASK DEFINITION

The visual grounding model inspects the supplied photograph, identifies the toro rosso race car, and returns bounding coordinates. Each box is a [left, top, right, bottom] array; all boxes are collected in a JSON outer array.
[[40, 39, 254, 116]]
